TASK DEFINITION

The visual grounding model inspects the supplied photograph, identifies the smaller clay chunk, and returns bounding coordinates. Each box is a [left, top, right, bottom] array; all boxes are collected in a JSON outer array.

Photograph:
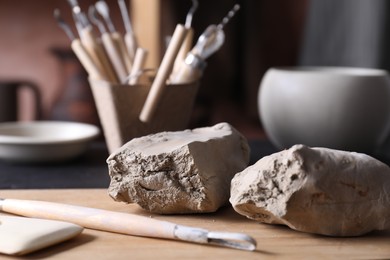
[[230, 144, 390, 236], [107, 122, 250, 214]]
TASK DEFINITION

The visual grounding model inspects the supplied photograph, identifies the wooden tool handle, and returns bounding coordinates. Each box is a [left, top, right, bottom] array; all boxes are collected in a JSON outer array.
[[0, 198, 257, 251], [173, 28, 194, 75], [170, 62, 202, 84], [95, 41, 119, 84], [79, 26, 107, 81], [1, 199, 176, 240], [128, 48, 148, 85], [79, 26, 118, 83], [125, 32, 137, 62], [139, 24, 188, 122], [71, 39, 102, 80], [102, 33, 129, 83], [111, 32, 133, 73]]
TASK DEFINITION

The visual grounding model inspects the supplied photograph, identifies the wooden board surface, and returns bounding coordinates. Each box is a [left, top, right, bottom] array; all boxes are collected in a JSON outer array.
[[1, 189, 390, 259]]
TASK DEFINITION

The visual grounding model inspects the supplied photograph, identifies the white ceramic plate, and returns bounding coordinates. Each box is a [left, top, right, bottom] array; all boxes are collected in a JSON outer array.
[[0, 121, 100, 163]]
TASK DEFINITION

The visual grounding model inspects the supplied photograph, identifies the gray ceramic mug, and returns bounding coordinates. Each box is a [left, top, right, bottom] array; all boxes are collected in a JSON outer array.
[[0, 81, 42, 122], [258, 67, 390, 155]]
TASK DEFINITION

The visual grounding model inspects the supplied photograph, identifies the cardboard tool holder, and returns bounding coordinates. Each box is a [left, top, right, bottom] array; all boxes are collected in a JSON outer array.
[[89, 79, 199, 153]]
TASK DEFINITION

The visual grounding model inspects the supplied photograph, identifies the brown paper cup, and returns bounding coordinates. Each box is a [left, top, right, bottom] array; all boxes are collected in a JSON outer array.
[[89, 79, 199, 153]]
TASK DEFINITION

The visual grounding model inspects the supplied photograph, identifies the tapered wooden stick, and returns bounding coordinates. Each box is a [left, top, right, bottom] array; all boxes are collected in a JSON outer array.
[[173, 28, 194, 75], [111, 32, 133, 73], [101, 32, 129, 83], [71, 39, 102, 80], [128, 47, 148, 85], [79, 26, 109, 81], [139, 24, 188, 122]]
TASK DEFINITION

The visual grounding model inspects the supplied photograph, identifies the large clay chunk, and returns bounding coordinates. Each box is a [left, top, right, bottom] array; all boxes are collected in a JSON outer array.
[[230, 144, 390, 236], [107, 122, 250, 214]]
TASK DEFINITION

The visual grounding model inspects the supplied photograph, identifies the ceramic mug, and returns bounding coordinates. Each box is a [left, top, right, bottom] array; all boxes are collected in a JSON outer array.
[[258, 67, 390, 154], [0, 81, 42, 122]]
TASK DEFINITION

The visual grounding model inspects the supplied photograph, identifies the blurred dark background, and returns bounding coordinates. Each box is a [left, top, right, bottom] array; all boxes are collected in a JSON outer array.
[[1, 0, 387, 140]]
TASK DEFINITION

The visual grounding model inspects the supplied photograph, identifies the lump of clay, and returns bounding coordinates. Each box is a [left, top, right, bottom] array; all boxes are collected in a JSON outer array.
[[107, 122, 250, 214], [230, 144, 390, 236]]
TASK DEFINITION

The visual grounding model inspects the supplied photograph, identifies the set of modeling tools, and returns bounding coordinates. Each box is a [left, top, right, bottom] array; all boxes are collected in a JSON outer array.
[[54, 0, 139, 84], [54, 1, 240, 123]]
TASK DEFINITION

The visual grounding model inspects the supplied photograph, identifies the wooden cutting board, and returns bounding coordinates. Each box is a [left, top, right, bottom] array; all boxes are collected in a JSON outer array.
[[2, 189, 390, 259]]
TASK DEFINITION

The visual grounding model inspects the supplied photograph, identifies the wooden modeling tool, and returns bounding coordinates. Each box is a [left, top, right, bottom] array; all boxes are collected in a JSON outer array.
[[139, 24, 188, 122], [171, 4, 240, 84], [54, 9, 102, 80], [96, 0, 133, 77], [118, 0, 137, 61], [128, 48, 148, 85], [0, 198, 256, 251], [89, 5, 127, 83], [67, 0, 113, 82], [173, 0, 198, 75]]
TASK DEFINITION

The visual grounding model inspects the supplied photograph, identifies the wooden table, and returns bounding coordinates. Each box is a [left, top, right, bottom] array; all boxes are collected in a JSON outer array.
[[1, 189, 390, 259]]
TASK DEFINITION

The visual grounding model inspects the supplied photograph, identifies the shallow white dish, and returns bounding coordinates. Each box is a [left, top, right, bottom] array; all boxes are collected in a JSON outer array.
[[0, 121, 100, 163]]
